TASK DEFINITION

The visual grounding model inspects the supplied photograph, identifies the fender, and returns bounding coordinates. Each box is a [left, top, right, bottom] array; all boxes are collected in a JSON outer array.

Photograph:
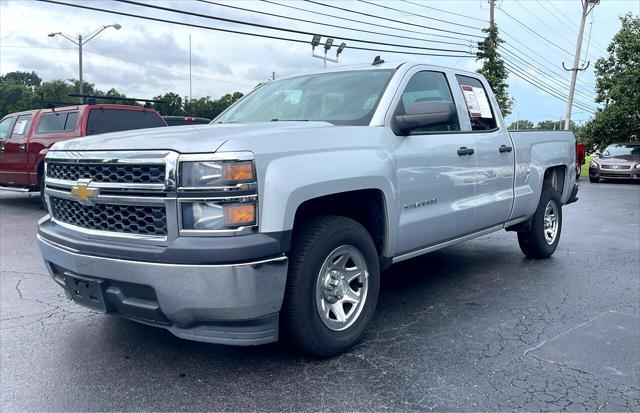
[[257, 148, 399, 256]]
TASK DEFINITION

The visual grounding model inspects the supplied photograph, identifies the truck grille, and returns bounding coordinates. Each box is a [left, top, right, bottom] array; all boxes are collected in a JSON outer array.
[[47, 162, 165, 184], [50, 197, 168, 236]]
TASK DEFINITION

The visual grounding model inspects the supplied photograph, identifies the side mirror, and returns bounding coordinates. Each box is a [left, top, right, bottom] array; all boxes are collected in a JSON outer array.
[[394, 101, 455, 135]]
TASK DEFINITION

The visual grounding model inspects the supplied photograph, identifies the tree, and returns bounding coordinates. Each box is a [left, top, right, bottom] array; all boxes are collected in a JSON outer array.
[[1, 71, 42, 90], [151, 92, 184, 116], [0, 82, 35, 115], [507, 119, 534, 130], [537, 119, 576, 131], [477, 25, 512, 117], [580, 13, 640, 149]]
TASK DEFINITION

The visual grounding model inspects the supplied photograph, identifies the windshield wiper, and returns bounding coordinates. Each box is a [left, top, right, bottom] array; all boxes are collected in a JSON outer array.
[[270, 119, 309, 122]]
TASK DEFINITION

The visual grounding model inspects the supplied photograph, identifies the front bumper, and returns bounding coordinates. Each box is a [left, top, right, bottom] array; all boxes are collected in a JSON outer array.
[[38, 232, 289, 346], [590, 166, 640, 180]]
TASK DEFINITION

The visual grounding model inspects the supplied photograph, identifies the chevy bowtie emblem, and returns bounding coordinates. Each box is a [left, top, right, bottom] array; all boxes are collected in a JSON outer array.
[[71, 180, 98, 204]]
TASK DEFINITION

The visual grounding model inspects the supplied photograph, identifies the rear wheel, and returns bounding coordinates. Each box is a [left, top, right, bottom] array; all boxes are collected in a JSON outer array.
[[517, 186, 562, 259], [281, 216, 380, 356]]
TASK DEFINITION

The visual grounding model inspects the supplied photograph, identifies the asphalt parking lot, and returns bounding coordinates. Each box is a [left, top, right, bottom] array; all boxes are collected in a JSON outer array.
[[1, 180, 639, 412]]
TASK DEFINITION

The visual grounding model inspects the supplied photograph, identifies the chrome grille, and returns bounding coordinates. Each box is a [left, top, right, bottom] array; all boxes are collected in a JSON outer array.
[[50, 197, 168, 236], [47, 162, 165, 184]]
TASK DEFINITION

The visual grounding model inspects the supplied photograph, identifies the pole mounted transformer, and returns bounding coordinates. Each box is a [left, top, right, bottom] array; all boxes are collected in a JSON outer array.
[[563, 0, 600, 130]]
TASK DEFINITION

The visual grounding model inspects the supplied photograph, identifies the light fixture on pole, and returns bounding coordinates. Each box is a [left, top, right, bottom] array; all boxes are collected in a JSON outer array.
[[48, 23, 122, 103], [311, 35, 346, 68]]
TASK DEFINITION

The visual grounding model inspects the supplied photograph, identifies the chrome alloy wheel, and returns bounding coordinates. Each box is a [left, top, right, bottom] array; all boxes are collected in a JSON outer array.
[[315, 245, 369, 331], [543, 200, 559, 245]]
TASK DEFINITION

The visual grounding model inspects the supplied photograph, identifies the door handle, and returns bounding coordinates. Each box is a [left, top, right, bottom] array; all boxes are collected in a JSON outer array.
[[457, 147, 475, 156], [19, 144, 26, 152], [499, 145, 513, 153]]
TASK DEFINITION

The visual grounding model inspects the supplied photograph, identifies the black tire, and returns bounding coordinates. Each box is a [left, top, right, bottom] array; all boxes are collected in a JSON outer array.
[[281, 215, 380, 356], [517, 186, 562, 259], [39, 174, 47, 210], [589, 176, 599, 183], [576, 165, 581, 180]]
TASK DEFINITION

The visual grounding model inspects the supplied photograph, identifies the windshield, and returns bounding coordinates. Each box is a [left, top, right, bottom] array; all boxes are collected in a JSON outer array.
[[602, 144, 640, 157], [216, 69, 394, 126]]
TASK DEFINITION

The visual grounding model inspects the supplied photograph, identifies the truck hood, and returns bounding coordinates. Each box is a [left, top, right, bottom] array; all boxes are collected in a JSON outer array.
[[51, 122, 335, 153]]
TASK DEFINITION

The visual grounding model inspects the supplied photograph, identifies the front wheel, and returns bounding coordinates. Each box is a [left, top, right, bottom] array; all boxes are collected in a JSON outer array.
[[281, 216, 380, 356], [589, 176, 599, 183], [39, 174, 47, 210], [517, 186, 562, 259]]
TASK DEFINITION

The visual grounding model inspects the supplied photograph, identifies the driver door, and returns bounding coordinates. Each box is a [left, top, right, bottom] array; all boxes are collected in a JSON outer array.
[[391, 69, 477, 254]]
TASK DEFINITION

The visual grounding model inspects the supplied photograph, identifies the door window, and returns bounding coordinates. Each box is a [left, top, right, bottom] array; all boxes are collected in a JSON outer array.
[[36, 112, 79, 133], [0, 117, 15, 139], [396, 71, 460, 132], [10, 114, 32, 139], [86, 109, 166, 135], [455, 75, 497, 131]]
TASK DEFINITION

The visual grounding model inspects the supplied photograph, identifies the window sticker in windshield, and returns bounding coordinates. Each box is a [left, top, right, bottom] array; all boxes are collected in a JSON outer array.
[[461, 85, 493, 119]]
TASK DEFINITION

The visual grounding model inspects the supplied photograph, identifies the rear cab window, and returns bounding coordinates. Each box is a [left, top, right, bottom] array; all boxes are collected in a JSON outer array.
[[455, 75, 497, 131], [86, 109, 166, 135], [36, 111, 79, 133]]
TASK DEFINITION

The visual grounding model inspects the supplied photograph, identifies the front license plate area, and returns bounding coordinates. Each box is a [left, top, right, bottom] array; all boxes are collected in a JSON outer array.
[[64, 273, 108, 312]]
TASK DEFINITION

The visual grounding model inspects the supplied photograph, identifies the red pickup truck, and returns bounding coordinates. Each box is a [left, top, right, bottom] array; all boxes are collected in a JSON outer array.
[[0, 104, 166, 207]]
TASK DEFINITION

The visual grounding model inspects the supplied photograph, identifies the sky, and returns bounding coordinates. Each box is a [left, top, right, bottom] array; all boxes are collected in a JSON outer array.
[[1, 0, 638, 125]]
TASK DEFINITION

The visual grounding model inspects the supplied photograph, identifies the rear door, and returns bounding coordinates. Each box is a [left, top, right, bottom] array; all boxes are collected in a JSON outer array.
[[455, 74, 514, 229], [0, 114, 33, 185], [392, 68, 477, 253], [0, 116, 17, 184]]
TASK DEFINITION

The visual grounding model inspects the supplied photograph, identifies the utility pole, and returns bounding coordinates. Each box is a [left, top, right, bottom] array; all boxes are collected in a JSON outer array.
[[563, 0, 599, 130]]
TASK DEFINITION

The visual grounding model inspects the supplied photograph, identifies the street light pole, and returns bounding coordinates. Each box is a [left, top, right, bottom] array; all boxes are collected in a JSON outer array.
[[48, 24, 122, 103]]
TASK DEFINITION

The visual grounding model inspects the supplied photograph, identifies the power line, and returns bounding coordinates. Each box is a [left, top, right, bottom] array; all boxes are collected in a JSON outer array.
[[500, 31, 594, 88], [304, 0, 483, 39], [115, 0, 472, 54], [261, 0, 473, 43], [497, 6, 575, 58], [534, 0, 607, 56], [513, 0, 577, 51], [357, 0, 483, 31], [38, 0, 476, 59], [501, 49, 596, 105], [198, 0, 471, 48], [400, 0, 486, 23], [500, 44, 595, 100], [504, 61, 596, 114]]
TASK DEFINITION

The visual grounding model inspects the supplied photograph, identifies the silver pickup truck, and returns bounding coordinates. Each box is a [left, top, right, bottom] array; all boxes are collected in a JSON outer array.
[[38, 62, 578, 355]]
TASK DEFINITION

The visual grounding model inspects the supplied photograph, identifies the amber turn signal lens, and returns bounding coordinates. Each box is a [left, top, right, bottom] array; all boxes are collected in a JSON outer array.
[[223, 203, 256, 227], [222, 161, 254, 182]]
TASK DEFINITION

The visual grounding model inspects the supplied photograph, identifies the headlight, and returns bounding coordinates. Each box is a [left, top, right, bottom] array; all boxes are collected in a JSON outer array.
[[635, 163, 640, 169], [180, 160, 255, 188], [181, 200, 256, 231], [590, 160, 599, 168]]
